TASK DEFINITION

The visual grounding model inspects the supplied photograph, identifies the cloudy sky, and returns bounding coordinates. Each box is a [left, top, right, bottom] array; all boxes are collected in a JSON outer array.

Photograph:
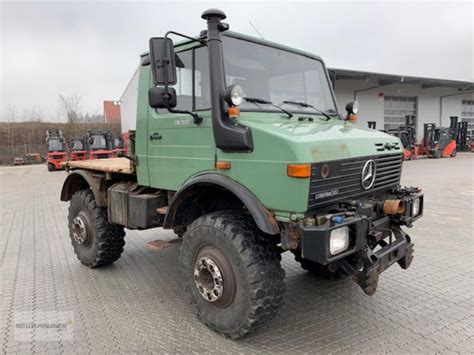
[[1, 0, 472, 121]]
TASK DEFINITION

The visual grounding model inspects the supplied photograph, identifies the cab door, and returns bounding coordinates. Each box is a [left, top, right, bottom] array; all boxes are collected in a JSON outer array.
[[147, 46, 215, 191]]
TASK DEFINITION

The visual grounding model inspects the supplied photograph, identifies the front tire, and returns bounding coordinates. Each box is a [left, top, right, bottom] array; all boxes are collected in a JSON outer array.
[[68, 189, 125, 268], [180, 211, 285, 338], [47, 163, 54, 171]]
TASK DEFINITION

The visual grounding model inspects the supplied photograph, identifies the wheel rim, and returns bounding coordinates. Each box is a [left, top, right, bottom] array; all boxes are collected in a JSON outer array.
[[193, 246, 236, 308], [72, 211, 92, 247]]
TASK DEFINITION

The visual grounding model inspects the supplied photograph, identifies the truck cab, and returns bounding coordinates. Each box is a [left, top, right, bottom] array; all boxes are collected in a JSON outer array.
[[60, 9, 423, 339]]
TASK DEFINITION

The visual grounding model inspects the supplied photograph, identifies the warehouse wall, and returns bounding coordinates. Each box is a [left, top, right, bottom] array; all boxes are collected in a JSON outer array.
[[334, 79, 474, 141]]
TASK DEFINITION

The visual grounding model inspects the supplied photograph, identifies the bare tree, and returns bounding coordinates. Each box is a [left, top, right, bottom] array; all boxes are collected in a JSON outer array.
[[23, 105, 43, 122], [58, 93, 81, 123], [6, 106, 17, 159]]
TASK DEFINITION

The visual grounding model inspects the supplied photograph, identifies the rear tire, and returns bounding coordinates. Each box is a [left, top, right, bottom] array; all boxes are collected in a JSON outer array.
[[293, 251, 347, 280], [180, 211, 285, 338], [434, 150, 442, 159], [451, 150, 457, 157], [68, 189, 125, 268]]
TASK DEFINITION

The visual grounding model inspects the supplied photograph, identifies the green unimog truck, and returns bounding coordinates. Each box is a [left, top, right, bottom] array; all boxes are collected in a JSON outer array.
[[60, 9, 424, 338]]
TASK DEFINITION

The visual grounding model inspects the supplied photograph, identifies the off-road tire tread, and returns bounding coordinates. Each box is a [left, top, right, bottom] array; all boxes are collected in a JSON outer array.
[[68, 189, 125, 268], [181, 211, 285, 339]]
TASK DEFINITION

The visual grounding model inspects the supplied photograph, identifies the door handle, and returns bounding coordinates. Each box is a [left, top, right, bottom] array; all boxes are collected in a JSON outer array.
[[149, 133, 162, 141]]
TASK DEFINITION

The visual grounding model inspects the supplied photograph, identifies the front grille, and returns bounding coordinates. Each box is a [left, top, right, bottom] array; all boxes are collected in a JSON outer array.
[[96, 154, 109, 159], [308, 153, 403, 209], [52, 155, 64, 160]]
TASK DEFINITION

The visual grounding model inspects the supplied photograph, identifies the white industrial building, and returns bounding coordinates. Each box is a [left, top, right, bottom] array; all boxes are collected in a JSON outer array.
[[120, 66, 474, 141], [330, 69, 474, 140]]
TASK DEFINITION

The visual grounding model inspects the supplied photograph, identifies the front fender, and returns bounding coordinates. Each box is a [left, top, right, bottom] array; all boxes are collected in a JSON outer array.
[[163, 173, 280, 235]]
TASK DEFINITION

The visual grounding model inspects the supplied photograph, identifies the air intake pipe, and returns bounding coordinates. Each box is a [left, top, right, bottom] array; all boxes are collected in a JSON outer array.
[[201, 9, 253, 152]]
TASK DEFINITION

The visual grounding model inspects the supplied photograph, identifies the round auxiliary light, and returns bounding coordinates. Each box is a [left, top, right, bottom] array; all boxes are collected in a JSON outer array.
[[224, 85, 244, 107], [352, 100, 360, 114], [345, 100, 360, 115]]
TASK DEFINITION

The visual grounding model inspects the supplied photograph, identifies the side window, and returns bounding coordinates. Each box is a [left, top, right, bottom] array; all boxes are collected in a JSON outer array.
[[194, 46, 211, 110], [174, 50, 193, 111]]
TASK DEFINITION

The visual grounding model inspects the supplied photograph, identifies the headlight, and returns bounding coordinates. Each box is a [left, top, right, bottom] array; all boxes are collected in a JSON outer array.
[[352, 100, 359, 114], [329, 226, 350, 255], [412, 198, 421, 216], [224, 85, 244, 106]]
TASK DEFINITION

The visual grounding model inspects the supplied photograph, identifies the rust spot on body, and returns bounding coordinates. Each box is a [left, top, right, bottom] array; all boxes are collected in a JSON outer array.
[[310, 147, 320, 158]]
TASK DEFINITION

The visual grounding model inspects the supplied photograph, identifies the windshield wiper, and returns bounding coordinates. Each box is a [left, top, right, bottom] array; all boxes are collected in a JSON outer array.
[[244, 97, 293, 118], [282, 101, 332, 121]]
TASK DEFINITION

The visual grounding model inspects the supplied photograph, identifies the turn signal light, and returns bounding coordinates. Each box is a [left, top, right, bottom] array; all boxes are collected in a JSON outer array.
[[349, 114, 358, 123], [228, 106, 240, 118], [216, 161, 231, 170], [287, 164, 311, 178]]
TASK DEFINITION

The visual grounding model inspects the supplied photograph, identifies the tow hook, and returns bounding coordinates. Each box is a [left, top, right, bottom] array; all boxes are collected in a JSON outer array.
[[337, 248, 381, 296]]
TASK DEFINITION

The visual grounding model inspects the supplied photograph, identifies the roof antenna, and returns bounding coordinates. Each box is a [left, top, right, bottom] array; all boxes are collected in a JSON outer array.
[[248, 21, 264, 40]]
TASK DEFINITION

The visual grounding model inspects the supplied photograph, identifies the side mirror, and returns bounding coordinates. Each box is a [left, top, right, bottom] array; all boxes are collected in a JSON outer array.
[[345, 100, 359, 115], [149, 87, 177, 109], [149, 37, 177, 86]]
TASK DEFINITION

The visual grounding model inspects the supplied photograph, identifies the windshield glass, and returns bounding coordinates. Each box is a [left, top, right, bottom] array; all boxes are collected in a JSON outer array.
[[72, 141, 84, 150], [222, 36, 336, 115], [91, 135, 107, 150], [113, 138, 123, 149], [48, 139, 64, 152]]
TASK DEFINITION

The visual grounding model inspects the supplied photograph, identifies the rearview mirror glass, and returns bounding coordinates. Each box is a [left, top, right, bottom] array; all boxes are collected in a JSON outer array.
[[149, 37, 177, 86], [149, 87, 177, 109]]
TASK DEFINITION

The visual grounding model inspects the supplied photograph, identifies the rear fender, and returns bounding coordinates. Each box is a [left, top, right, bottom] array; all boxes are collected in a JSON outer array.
[[60, 169, 107, 207]]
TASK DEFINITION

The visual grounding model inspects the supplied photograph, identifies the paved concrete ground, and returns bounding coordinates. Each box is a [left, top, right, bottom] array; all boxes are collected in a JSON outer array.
[[0, 154, 473, 354]]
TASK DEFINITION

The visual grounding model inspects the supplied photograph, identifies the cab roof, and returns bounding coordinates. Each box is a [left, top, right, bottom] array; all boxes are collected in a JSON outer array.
[[140, 31, 324, 64]]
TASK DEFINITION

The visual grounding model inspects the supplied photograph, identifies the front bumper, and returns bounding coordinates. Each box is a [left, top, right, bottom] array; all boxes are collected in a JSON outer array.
[[297, 189, 423, 295]]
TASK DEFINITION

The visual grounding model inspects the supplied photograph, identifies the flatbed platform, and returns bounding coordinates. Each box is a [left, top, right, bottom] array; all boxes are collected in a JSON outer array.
[[63, 158, 134, 175]]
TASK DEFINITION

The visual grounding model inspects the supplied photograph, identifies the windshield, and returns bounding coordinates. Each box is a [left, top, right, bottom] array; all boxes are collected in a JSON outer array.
[[113, 138, 123, 149], [48, 139, 64, 152], [222, 36, 336, 115], [71, 141, 84, 150], [91, 135, 107, 150]]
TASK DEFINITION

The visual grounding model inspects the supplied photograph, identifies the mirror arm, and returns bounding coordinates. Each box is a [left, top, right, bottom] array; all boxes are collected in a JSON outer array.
[[162, 97, 203, 125], [164, 31, 206, 45], [159, 31, 204, 125]]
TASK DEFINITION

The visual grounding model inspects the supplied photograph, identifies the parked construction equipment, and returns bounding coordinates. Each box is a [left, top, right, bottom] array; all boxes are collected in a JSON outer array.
[[455, 121, 471, 152], [86, 129, 113, 159], [420, 117, 457, 158], [384, 116, 419, 160], [111, 135, 126, 157], [70, 138, 87, 161], [46, 128, 68, 171]]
